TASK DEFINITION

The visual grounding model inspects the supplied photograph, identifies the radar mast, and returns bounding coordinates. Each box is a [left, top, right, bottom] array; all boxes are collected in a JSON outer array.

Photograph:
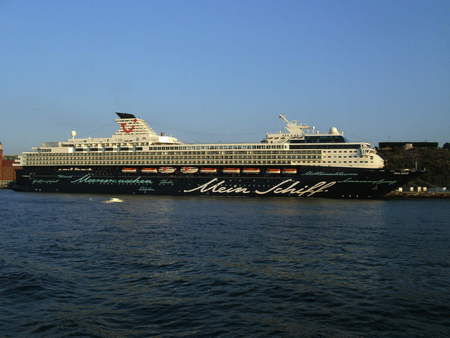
[[279, 114, 310, 136]]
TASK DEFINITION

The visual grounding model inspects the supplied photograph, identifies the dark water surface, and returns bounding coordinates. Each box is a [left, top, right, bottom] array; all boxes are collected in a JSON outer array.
[[1, 190, 449, 337]]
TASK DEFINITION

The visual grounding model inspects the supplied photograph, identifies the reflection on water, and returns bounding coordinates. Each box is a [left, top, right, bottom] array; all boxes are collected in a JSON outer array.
[[0, 190, 449, 337]]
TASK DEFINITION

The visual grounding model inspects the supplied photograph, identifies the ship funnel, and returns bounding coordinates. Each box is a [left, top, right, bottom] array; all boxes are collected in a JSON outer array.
[[116, 112, 136, 119]]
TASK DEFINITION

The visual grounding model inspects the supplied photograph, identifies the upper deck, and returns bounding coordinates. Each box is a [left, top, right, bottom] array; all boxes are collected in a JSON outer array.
[[16, 113, 384, 169]]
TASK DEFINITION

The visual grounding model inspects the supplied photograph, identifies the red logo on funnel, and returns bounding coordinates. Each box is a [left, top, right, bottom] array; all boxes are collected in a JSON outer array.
[[120, 119, 138, 134]]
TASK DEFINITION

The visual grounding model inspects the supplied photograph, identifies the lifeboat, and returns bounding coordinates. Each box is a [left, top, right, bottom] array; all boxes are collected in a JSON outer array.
[[282, 168, 297, 175], [266, 168, 281, 174], [223, 168, 241, 174], [141, 168, 158, 174], [181, 167, 198, 174], [199, 168, 217, 174], [242, 168, 260, 174], [158, 167, 176, 174], [121, 168, 137, 173]]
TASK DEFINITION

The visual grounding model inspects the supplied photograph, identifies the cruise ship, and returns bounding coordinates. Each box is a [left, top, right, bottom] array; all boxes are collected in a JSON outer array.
[[13, 113, 418, 198]]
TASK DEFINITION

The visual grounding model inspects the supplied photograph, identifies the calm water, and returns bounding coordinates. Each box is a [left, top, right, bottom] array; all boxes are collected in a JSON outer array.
[[0, 190, 449, 337]]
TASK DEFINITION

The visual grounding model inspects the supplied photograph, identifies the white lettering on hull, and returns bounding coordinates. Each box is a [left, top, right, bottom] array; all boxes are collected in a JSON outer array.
[[255, 179, 336, 197], [183, 178, 251, 194], [184, 178, 336, 197], [70, 174, 153, 185], [39, 174, 338, 197], [338, 178, 397, 185]]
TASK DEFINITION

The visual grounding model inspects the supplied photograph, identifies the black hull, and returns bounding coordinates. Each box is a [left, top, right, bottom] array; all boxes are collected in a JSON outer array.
[[13, 166, 418, 199]]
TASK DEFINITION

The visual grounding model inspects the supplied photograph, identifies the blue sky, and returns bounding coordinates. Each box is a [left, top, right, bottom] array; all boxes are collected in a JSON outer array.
[[1, 0, 449, 154]]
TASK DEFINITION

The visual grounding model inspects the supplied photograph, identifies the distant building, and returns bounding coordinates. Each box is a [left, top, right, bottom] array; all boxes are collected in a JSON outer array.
[[378, 142, 439, 150], [443, 143, 450, 150], [0, 143, 17, 188]]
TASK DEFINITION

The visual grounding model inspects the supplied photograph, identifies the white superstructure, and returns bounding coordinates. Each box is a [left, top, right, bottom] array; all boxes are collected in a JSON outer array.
[[16, 113, 384, 169]]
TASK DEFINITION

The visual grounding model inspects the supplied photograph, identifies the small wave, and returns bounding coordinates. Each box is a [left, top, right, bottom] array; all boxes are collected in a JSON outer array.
[[103, 198, 124, 204]]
